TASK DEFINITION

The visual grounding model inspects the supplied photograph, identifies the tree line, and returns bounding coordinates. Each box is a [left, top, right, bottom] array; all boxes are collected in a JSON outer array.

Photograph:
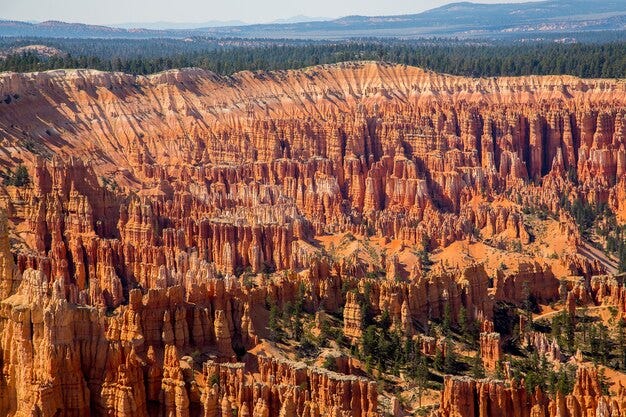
[[0, 40, 624, 78]]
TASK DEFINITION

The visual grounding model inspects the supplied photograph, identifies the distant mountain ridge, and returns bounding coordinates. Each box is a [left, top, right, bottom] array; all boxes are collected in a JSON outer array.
[[109, 20, 247, 30], [1, 0, 625, 39], [0, 20, 161, 37]]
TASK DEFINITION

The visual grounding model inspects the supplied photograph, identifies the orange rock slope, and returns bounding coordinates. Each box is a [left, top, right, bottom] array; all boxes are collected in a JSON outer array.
[[0, 62, 623, 417]]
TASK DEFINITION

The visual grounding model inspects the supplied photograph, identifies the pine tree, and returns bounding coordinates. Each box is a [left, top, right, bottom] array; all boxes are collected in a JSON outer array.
[[471, 350, 485, 379], [268, 303, 283, 342], [443, 302, 452, 335], [619, 319, 626, 369], [415, 357, 429, 407], [443, 338, 459, 374]]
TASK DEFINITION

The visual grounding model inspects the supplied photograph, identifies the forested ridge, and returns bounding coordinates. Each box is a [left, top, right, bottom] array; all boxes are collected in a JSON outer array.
[[0, 38, 624, 78]]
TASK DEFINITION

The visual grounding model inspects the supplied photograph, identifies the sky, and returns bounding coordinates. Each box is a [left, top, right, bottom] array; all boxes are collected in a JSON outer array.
[[1, 0, 538, 25]]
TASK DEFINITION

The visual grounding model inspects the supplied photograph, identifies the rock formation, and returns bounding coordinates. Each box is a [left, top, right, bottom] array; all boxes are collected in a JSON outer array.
[[479, 332, 502, 373], [438, 366, 626, 417], [0, 62, 623, 416]]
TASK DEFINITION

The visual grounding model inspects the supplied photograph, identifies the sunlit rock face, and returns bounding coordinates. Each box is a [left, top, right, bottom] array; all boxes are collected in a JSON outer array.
[[0, 62, 623, 416]]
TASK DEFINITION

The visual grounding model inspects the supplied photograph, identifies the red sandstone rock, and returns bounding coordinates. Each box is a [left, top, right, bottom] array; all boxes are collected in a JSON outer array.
[[344, 291, 364, 342], [479, 332, 502, 373], [438, 366, 626, 417], [0, 63, 623, 417]]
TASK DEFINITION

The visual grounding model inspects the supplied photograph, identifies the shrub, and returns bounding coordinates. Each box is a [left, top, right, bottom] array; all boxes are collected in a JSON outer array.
[[322, 356, 338, 371], [3, 164, 30, 187]]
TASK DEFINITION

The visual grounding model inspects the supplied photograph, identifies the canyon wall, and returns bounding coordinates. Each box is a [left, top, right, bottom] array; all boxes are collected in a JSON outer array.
[[0, 62, 623, 416], [438, 366, 626, 417], [0, 62, 624, 236]]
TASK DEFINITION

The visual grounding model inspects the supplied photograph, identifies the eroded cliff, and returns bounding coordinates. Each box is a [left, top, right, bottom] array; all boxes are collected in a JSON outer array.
[[0, 62, 623, 417]]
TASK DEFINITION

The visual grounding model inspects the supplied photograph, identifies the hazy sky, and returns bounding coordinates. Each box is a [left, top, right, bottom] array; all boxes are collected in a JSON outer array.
[[2, 0, 537, 25]]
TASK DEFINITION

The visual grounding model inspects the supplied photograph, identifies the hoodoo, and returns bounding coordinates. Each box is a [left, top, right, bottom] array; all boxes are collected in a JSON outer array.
[[0, 61, 624, 416]]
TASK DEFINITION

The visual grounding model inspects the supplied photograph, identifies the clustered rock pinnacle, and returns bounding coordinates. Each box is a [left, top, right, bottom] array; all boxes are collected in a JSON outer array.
[[0, 62, 622, 416]]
